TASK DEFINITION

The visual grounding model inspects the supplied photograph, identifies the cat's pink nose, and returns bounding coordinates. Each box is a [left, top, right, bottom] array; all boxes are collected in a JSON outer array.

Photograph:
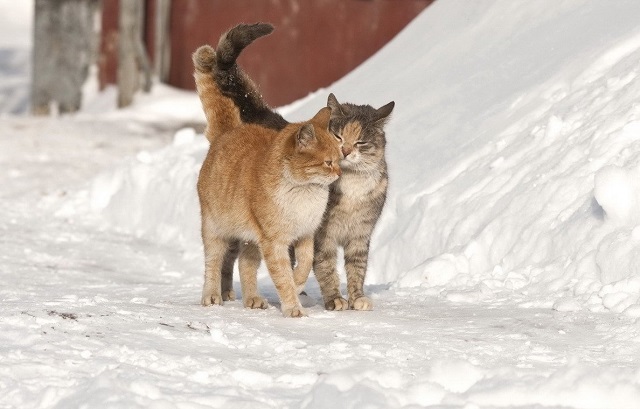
[[342, 146, 353, 157]]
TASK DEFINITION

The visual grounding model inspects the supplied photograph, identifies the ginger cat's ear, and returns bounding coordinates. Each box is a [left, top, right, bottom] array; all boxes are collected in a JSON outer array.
[[297, 123, 316, 148], [327, 93, 344, 117], [311, 107, 331, 129]]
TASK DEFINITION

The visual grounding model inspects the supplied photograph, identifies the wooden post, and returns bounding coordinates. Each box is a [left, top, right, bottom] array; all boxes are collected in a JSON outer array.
[[117, 0, 139, 108], [117, 0, 153, 108], [154, 0, 171, 83], [32, 0, 101, 115]]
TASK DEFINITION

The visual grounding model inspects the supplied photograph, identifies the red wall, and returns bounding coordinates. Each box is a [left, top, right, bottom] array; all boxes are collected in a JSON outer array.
[[100, 0, 433, 106], [98, 0, 119, 91]]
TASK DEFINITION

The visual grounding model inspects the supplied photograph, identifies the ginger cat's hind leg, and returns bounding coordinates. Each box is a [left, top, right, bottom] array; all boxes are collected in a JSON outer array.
[[238, 242, 269, 309], [201, 230, 230, 306]]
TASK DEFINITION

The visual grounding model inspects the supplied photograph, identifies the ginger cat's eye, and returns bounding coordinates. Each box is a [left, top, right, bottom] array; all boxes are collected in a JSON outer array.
[[325, 161, 333, 166]]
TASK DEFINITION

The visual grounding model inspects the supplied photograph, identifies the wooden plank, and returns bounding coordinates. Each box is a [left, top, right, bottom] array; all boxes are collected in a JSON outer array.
[[32, 0, 100, 115], [117, 0, 139, 107]]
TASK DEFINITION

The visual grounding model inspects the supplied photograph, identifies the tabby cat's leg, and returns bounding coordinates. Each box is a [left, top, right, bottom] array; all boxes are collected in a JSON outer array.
[[261, 240, 305, 317], [201, 221, 229, 306], [344, 238, 373, 311], [238, 242, 269, 309], [292, 236, 314, 294], [221, 240, 239, 301], [288, 245, 296, 269], [314, 234, 348, 311]]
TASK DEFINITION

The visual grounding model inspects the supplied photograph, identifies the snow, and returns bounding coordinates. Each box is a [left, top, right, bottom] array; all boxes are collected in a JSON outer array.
[[3, 0, 640, 408]]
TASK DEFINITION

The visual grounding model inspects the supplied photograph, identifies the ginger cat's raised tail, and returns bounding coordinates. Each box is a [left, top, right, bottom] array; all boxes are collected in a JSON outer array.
[[192, 23, 287, 144]]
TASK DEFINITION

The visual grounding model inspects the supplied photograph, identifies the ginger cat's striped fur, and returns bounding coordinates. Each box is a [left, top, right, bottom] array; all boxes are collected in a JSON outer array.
[[194, 23, 342, 317]]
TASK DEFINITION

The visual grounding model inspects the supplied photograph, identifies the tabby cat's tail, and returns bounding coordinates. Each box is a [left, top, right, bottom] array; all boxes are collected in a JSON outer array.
[[215, 23, 274, 70], [193, 23, 284, 143]]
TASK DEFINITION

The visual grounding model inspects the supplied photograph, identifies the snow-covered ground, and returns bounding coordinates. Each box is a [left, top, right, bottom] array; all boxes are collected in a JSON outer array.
[[3, 0, 640, 408]]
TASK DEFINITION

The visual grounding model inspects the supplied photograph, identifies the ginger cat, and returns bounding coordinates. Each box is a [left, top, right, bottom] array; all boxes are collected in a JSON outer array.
[[197, 109, 342, 317], [193, 23, 288, 306], [194, 24, 342, 317]]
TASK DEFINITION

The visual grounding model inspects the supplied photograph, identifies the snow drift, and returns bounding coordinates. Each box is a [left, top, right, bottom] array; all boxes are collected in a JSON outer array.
[[94, 0, 640, 316]]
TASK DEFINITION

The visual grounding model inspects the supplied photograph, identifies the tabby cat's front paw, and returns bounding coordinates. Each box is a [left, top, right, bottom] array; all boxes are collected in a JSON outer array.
[[325, 297, 349, 311], [350, 296, 373, 311], [244, 296, 269, 309], [281, 305, 307, 318]]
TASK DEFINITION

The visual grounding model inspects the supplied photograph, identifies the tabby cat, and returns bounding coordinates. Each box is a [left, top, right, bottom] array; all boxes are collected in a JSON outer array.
[[194, 24, 342, 317], [194, 22, 394, 312], [314, 94, 394, 311]]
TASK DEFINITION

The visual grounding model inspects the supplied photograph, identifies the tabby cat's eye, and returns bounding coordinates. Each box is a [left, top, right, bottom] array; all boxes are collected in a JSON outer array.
[[333, 133, 343, 142]]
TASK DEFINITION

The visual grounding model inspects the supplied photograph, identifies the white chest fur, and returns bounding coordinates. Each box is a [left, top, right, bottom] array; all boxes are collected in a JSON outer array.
[[337, 170, 380, 200], [275, 183, 329, 238]]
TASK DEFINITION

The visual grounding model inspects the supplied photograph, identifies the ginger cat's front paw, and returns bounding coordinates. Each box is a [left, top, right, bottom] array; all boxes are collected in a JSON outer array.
[[201, 289, 223, 306], [222, 290, 236, 302], [350, 296, 373, 311], [282, 305, 307, 318], [244, 296, 269, 309], [325, 297, 349, 311]]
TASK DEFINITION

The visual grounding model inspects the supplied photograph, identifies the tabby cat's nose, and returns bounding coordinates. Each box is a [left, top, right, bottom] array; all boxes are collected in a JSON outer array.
[[342, 146, 353, 157]]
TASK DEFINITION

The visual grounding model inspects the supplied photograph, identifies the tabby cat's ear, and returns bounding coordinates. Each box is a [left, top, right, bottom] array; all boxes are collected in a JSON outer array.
[[297, 123, 316, 148], [327, 93, 344, 117], [374, 101, 395, 124], [311, 107, 331, 128]]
